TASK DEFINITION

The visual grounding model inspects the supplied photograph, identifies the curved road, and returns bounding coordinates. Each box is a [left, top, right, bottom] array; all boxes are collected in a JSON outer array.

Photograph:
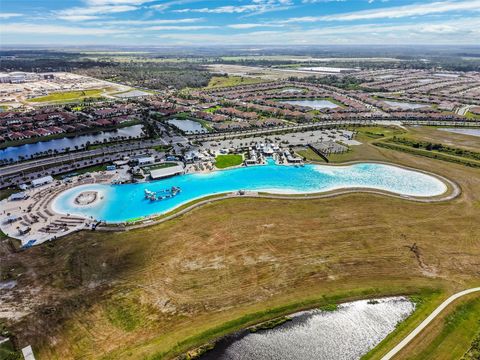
[[381, 287, 480, 360]]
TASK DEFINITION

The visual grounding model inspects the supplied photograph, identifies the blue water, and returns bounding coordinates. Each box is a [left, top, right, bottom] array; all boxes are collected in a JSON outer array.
[[0, 125, 144, 162], [384, 101, 429, 110], [167, 119, 207, 134], [439, 128, 480, 138], [280, 99, 339, 109], [52, 161, 447, 223]]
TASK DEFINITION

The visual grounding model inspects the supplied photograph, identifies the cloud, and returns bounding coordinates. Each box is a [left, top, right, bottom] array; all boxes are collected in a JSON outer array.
[[1, 23, 122, 36], [174, 5, 259, 14], [302, 0, 346, 3], [0, 13, 23, 19], [228, 23, 284, 29], [154, 17, 480, 44], [147, 25, 218, 30], [3, 0, 479, 46], [293, 0, 480, 22], [174, 0, 293, 15], [150, 0, 203, 12], [56, 15, 101, 21], [53, 2, 143, 21], [96, 18, 203, 25], [55, 4, 138, 17], [85, 0, 153, 4]]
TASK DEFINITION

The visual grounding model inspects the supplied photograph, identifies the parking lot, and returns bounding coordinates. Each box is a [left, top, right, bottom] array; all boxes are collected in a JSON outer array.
[[198, 129, 360, 152]]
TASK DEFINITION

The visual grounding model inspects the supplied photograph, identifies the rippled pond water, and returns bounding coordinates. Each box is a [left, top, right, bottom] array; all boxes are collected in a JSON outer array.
[[280, 99, 340, 109], [0, 125, 144, 162], [281, 88, 304, 93], [384, 100, 429, 110], [439, 128, 480, 137], [168, 119, 207, 133], [201, 297, 414, 360]]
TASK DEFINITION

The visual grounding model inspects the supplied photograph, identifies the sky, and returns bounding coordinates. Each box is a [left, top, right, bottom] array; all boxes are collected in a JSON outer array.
[[0, 0, 480, 46]]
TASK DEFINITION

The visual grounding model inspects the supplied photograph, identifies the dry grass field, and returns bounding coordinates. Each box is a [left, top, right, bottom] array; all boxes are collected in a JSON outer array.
[[1, 126, 479, 360]]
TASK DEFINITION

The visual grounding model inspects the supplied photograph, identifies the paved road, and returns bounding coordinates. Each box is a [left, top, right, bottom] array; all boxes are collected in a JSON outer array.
[[381, 287, 480, 360]]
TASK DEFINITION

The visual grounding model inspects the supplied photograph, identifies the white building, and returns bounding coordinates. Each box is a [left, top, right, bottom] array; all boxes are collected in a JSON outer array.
[[31, 175, 53, 187], [245, 150, 257, 165], [298, 66, 360, 74], [0, 74, 10, 83], [150, 164, 184, 179], [0, 72, 40, 84], [263, 145, 274, 155], [137, 157, 155, 166], [284, 150, 303, 163], [22, 345, 36, 360], [8, 192, 29, 201]]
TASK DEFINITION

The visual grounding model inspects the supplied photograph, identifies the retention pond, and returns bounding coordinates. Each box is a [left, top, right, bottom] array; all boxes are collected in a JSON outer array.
[[439, 128, 480, 138], [201, 297, 415, 360], [0, 124, 144, 162], [167, 119, 208, 134], [279, 99, 340, 109]]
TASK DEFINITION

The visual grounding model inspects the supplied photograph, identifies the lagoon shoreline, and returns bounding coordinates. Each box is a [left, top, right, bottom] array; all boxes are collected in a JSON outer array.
[[51, 160, 452, 224]]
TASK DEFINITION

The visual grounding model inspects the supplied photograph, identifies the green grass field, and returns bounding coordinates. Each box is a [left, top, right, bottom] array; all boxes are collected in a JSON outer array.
[[206, 76, 266, 89], [151, 144, 172, 152], [465, 111, 480, 120], [53, 164, 109, 179], [394, 294, 480, 359], [204, 105, 221, 113], [215, 154, 243, 168], [28, 89, 106, 103], [0, 189, 18, 201], [295, 147, 326, 162], [0, 339, 20, 360]]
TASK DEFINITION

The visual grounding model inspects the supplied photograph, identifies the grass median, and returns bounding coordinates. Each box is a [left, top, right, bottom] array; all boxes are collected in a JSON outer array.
[[215, 154, 243, 169]]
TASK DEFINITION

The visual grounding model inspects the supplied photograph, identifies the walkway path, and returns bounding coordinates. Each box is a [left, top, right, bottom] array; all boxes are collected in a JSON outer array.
[[381, 287, 480, 360]]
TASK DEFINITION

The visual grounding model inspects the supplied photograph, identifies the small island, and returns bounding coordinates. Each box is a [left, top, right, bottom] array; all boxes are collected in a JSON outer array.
[[74, 191, 99, 206]]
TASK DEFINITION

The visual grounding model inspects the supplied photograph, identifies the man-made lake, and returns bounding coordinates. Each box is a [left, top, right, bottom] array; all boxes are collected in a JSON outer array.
[[168, 119, 208, 134], [0, 125, 144, 162], [439, 128, 480, 137], [384, 100, 429, 110], [281, 88, 304, 93], [202, 297, 415, 360], [279, 99, 340, 109], [417, 79, 433, 84], [434, 73, 460, 78], [52, 161, 447, 223]]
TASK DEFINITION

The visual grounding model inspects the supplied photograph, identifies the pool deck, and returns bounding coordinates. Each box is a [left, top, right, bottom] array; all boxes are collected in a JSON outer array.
[[0, 172, 119, 247], [0, 161, 461, 247]]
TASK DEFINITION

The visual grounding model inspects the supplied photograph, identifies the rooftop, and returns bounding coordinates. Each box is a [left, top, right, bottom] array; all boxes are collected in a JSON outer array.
[[150, 165, 184, 179]]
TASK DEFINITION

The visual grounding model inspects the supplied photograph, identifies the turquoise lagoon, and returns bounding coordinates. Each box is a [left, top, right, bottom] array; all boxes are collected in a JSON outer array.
[[52, 161, 447, 223]]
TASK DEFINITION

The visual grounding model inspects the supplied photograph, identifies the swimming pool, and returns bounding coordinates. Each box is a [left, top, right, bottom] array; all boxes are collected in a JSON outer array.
[[52, 161, 447, 223]]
